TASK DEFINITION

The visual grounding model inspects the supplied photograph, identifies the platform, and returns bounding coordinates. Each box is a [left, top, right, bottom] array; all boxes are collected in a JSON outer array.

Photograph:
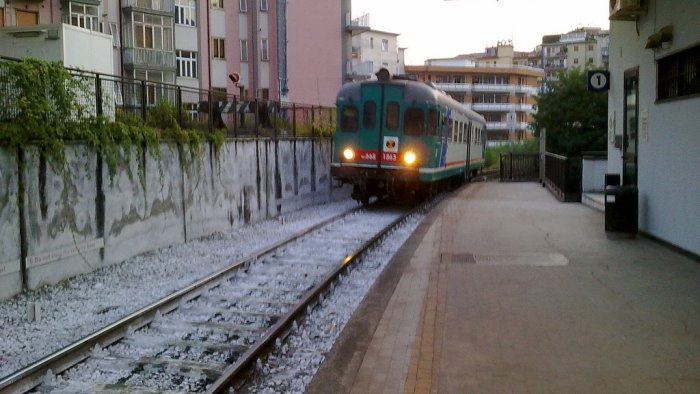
[[307, 182, 700, 393]]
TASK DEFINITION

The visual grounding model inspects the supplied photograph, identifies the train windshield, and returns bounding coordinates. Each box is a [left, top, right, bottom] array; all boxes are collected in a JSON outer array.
[[363, 101, 376, 129], [404, 108, 424, 136], [427, 108, 438, 136], [340, 105, 359, 132], [386, 102, 400, 130]]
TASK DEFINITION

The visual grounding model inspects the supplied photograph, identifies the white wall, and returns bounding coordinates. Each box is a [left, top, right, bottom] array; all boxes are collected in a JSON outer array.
[[608, 0, 700, 255]]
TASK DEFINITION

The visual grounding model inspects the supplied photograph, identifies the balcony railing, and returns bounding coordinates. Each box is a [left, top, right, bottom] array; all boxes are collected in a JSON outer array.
[[122, 0, 174, 13], [124, 47, 175, 68], [486, 121, 531, 131], [469, 103, 535, 112], [346, 61, 374, 77], [437, 83, 539, 95]]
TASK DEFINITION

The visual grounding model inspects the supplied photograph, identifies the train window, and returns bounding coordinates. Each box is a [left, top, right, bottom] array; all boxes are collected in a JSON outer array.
[[341, 106, 359, 132], [386, 102, 400, 131], [363, 101, 376, 129], [427, 109, 438, 136], [404, 108, 424, 136]]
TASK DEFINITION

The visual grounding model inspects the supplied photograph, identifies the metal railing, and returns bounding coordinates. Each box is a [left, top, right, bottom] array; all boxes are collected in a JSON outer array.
[[500, 153, 540, 182], [0, 57, 336, 138], [122, 0, 174, 13], [544, 152, 582, 202], [123, 48, 176, 68]]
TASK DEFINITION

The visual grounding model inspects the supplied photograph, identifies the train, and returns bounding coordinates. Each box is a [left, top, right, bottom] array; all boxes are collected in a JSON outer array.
[[331, 69, 487, 205]]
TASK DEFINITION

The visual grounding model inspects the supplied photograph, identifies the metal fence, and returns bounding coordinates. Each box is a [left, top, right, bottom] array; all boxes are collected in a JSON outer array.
[[499, 153, 540, 182], [544, 152, 582, 202], [0, 57, 336, 139]]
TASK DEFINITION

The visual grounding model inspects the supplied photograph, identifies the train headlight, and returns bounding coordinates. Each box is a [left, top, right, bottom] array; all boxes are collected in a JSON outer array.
[[343, 148, 355, 160], [404, 151, 417, 165]]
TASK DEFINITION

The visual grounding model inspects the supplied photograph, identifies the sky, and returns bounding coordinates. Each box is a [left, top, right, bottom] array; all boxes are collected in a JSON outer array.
[[351, 0, 611, 65]]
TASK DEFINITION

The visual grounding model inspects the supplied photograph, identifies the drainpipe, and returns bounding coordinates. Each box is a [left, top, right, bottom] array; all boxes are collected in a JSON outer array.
[[206, 0, 211, 91], [119, 0, 124, 78], [251, 0, 258, 97]]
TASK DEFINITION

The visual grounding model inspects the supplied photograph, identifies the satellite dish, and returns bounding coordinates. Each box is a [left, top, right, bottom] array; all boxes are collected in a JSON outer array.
[[229, 72, 240, 84]]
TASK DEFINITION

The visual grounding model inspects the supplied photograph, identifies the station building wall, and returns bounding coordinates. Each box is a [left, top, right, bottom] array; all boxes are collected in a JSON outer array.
[[607, 0, 700, 256], [0, 138, 341, 301]]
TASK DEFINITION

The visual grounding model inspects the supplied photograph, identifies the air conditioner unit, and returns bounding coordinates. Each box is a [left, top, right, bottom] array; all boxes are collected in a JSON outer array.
[[609, 0, 647, 21]]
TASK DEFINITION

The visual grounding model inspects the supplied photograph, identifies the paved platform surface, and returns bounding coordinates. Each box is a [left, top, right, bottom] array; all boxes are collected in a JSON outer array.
[[307, 182, 700, 393]]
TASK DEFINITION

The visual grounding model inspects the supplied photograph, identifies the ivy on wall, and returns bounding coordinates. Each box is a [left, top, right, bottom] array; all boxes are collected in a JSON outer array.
[[0, 57, 225, 180]]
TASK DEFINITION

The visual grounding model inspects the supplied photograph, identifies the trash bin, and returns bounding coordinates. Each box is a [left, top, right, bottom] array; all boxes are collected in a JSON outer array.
[[605, 184, 638, 235]]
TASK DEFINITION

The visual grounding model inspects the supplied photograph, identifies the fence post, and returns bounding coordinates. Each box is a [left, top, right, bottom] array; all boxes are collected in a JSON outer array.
[[208, 90, 213, 134], [254, 98, 259, 138], [140, 79, 147, 121], [95, 73, 103, 116], [176, 86, 183, 128], [311, 106, 316, 139], [509, 153, 513, 181], [274, 100, 278, 140], [292, 103, 297, 138], [233, 95, 238, 138]]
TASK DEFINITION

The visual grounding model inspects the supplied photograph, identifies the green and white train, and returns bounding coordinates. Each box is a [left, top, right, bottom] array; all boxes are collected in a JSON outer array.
[[331, 69, 487, 204]]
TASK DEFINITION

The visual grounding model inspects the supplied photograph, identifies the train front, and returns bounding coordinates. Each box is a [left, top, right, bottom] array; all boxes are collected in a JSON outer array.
[[331, 69, 437, 205]]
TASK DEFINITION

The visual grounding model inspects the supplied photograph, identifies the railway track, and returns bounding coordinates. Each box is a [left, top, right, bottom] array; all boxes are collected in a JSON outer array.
[[0, 202, 424, 393]]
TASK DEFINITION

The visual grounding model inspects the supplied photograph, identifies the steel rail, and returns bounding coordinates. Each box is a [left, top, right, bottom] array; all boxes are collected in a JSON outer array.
[[207, 202, 426, 393], [0, 207, 363, 393]]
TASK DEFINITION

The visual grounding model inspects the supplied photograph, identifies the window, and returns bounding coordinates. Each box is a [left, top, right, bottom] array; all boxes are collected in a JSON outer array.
[[0, 8, 4, 28], [588, 57, 594, 64], [573, 45, 579, 52], [427, 109, 438, 136], [658, 44, 700, 100], [240, 39, 248, 61], [212, 38, 225, 59], [260, 0, 268, 11], [109, 22, 121, 47], [381, 39, 389, 52], [240, 0, 247, 12], [403, 108, 424, 136], [363, 101, 376, 129], [574, 58, 579, 65], [177, 50, 198, 78], [341, 106, 359, 132], [260, 38, 269, 61], [175, 0, 196, 26], [386, 102, 399, 131], [68, 2, 99, 31], [16, 10, 38, 26], [588, 44, 594, 51], [133, 13, 173, 51], [211, 0, 223, 8], [370, 37, 374, 49]]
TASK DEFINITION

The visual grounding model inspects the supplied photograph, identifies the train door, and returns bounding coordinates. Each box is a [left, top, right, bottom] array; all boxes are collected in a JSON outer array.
[[379, 84, 405, 167]]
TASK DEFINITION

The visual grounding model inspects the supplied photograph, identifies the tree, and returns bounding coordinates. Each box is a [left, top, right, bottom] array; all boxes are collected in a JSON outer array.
[[532, 68, 608, 157]]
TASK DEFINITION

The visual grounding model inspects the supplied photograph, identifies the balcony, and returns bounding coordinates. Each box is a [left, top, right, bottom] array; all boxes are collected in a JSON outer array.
[[469, 103, 535, 112], [346, 13, 370, 34], [486, 121, 531, 131], [437, 83, 539, 95], [122, 0, 174, 14], [123, 47, 175, 69], [346, 61, 374, 78]]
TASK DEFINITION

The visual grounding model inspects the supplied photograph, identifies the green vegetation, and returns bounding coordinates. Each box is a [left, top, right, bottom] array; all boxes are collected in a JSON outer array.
[[0, 57, 224, 178], [532, 67, 608, 157], [485, 139, 539, 168]]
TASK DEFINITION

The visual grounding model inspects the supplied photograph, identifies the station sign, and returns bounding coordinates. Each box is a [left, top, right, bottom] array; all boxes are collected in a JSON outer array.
[[588, 70, 610, 92]]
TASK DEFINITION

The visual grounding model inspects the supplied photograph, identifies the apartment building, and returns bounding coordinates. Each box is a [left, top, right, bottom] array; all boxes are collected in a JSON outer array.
[[535, 27, 610, 81], [406, 41, 544, 142], [344, 14, 405, 82], [0, 0, 348, 107]]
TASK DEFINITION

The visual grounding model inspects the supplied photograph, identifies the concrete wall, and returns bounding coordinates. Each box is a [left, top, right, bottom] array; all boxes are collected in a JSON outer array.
[[0, 138, 338, 300], [0, 147, 21, 300], [582, 157, 607, 193], [608, 0, 700, 255]]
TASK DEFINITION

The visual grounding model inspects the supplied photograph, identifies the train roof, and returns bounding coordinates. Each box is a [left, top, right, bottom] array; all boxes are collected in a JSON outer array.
[[337, 78, 486, 124]]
